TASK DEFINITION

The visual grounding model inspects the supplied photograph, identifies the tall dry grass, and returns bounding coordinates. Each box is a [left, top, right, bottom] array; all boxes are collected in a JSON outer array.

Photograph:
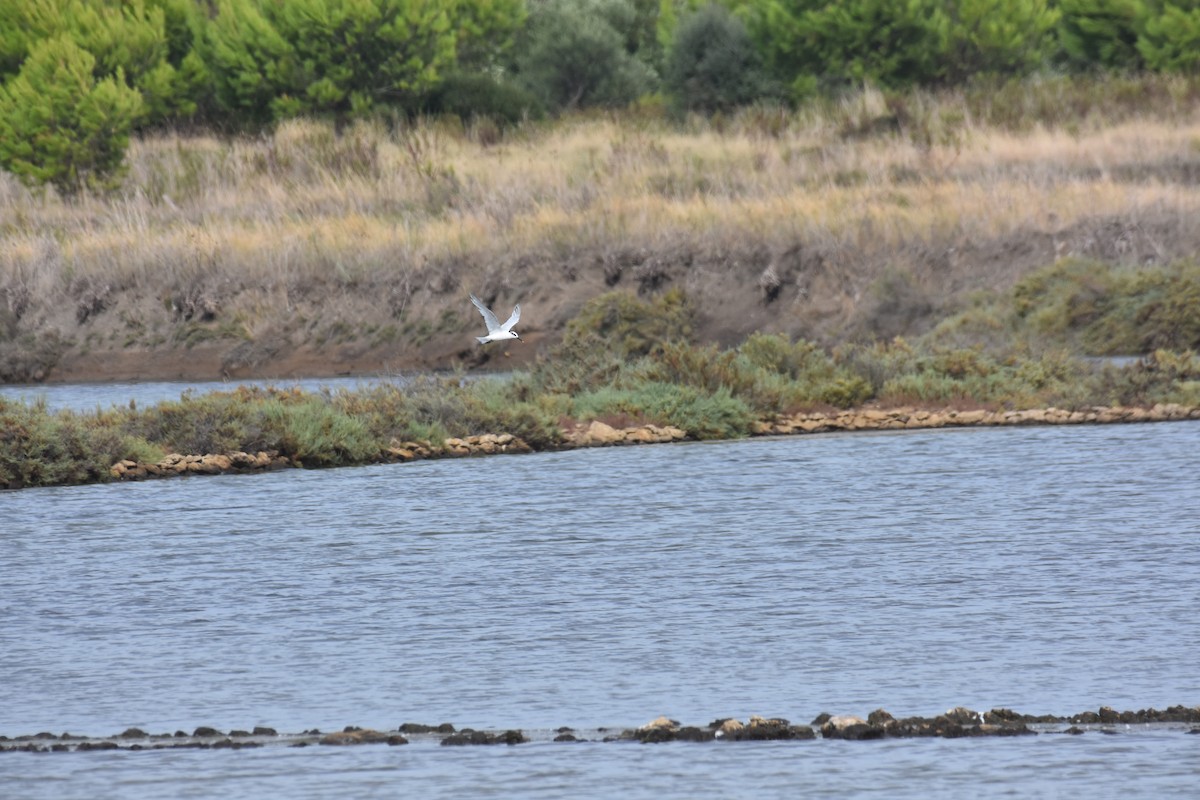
[[2, 75, 1200, 372]]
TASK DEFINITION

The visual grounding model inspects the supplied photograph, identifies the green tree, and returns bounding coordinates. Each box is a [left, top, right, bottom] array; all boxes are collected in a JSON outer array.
[[941, 0, 1060, 83], [1057, 0, 1146, 70], [0, 35, 144, 194], [1139, 1, 1200, 72], [206, 0, 518, 124], [452, 0, 527, 69], [664, 3, 770, 114], [747, 0, 950, 96], [0, 0, 206, 126], [513, 0, 657, 110]]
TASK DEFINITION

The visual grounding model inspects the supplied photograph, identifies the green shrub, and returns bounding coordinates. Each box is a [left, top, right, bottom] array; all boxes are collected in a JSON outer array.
[[941, 0, 1060, 83], [0, 35, 143, 193], [205, 0, 519, 123], [120, 389, 260, 455], [0, 0, 208, 127], [1056, 0, 1145, 71], [562, 287, 694, 359], [0, 400, 129, 489], [512, 0, 657, 111], [750, 0, 949, 94], [261, 397, 377, 466], [572, 381, 754, 439], [1011, 259, 1200, 355], [1138, 3, 1200, 73], [664, 3, 772, 115], [422, 71, 545, 125]]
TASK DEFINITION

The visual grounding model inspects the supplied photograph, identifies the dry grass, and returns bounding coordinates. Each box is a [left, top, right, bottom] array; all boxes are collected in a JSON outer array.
[[3, 79, 1200, 380], [5, 107, 1198, 283]]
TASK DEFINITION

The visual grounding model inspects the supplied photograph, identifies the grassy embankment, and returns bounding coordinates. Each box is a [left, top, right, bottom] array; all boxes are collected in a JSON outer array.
[[3, 74, 1200, 380], [4, 284, 1200, 489], [2, 75, 1200, 488]]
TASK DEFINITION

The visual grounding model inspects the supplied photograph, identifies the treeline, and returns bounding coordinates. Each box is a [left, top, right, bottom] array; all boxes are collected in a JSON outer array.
[[1, 0, 1198, 193]]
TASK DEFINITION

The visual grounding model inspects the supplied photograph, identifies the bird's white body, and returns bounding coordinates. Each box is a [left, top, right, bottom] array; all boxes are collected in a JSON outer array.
[[470, 293, 522, 344]]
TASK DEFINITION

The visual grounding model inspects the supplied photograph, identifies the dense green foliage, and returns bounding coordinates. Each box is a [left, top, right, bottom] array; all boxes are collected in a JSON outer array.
[[663, 3, 771, 114], [203, 0, 523, 124], [0, 0, 208, 125], [928, 260, 1200, 356], [511, 0, 656, 110], [5, 1, 1200, 190], [1056, 0, 1144, 69], [0, 36, 143, 193]]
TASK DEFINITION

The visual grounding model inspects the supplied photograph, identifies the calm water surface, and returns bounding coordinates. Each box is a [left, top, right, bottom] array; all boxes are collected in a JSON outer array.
[[3, 381, 1198, 797]]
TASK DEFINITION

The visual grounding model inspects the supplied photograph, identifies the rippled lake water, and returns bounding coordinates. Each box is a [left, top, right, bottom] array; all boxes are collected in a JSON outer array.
[[3, 381, 1199, 797]]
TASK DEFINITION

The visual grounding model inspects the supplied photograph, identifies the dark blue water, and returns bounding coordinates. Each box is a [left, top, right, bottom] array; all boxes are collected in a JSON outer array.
[[3, 389, 1199, 797]]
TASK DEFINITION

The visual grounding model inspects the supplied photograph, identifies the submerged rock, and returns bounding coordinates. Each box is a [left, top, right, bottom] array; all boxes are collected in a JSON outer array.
[[440, 729, 526, 746]]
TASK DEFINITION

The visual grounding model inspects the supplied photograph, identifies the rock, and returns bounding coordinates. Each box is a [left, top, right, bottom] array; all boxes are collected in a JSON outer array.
[[192, 727, 223, 738], [252, 726, 277, 736], [715, 719, 743, 736], [624, 427, 657, 444], [319, 728, 391, 745], [585, 421, 625, 445], [632, 725, 713, 743], [399, 722, 456, 734], [867, 709, 895, 726], [230, 451, 257, 468], [198, 454, 231, 473], [440, 730, 526, 746], [983, 708, 1022, 724], [943, 706, 982, 725], [77, 741, 120, 751], [820, 715, 882, 740], [118, 728, 148, 739], [639, 716, 679, 732], [725, 717, 811, 741]]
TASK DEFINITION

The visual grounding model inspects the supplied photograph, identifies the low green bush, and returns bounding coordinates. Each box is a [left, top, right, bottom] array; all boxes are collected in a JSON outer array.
[[572, 381, 754, 440]]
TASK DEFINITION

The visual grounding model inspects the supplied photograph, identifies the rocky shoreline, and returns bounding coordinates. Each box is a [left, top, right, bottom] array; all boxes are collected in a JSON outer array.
[[4, 706, 1199, 752], [107, 403, 1200, 482]]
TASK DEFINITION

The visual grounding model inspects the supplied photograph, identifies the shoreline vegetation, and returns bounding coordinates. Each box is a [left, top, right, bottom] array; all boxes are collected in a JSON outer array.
[[4, 76, 1200, 491], [3, 284, 1200, 490], [4, 705, 1200, 751]]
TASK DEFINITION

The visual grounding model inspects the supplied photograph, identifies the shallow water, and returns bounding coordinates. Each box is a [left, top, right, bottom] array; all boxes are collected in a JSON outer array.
[[3, 407, 1199, 797]]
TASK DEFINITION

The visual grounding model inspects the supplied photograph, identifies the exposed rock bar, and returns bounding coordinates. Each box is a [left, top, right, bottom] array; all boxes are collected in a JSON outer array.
[[4, 705, 1199, 752]]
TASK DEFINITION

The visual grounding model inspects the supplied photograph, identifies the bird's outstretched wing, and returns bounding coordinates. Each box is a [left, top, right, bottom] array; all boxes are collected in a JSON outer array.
[[500, 304, 521, 332], [469, 293, 501, 334]]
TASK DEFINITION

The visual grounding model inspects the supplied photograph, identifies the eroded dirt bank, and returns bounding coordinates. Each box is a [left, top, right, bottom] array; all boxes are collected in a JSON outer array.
[[9, 209, 1200, 385]]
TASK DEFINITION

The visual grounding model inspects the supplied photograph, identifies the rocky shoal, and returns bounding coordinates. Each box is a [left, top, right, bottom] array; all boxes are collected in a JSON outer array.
[[108, 403, 1200, 481], [4, 706, 1199, 752]]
